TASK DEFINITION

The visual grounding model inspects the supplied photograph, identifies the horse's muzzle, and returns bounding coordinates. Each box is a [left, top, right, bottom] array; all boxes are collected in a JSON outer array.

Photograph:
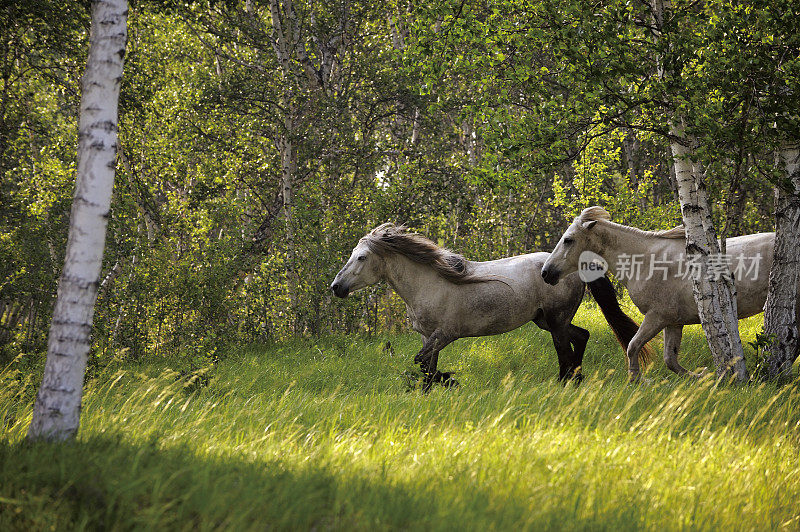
[[330, 282, 349, 298], [541, 267, 560, 286]]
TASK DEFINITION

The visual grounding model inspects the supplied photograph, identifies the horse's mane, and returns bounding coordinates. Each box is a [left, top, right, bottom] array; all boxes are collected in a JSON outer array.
[[362, 223, 487, 284], [579, 207, 686, 240]]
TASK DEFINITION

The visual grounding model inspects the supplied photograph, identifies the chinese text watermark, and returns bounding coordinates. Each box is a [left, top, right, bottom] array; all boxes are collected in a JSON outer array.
[[578, 251, 762, 282]]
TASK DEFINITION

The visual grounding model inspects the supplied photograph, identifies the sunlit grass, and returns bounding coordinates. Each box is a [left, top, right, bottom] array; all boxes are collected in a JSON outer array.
[[2, 302, 799, 530]]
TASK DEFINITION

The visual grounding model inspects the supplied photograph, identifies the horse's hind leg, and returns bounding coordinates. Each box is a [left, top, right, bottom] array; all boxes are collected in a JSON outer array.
[[423, 350, 439, 391], [568, 325, 590, 382], [663, 325, 700, 377], [550, 327, 580, 383], [626, 313, 662, 381]]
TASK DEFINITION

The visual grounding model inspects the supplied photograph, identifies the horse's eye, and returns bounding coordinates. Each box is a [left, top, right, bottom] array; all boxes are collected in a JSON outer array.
[[563, 237, 574, 245], [357, 255, 366, 262]]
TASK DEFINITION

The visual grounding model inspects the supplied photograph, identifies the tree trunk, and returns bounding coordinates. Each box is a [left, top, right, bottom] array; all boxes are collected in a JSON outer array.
[[764, 145, 800, 380], [279, 116, 298, 332], [462, 117, 478, 166], [411, 107, 420, 145], [670, 124, 748, 382], [28, 0, 127, 441], [650, 0, 746, 382]]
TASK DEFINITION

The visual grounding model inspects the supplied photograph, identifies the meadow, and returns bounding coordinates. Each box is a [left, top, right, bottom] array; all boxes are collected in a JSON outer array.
[[2, 301, 799, 531]]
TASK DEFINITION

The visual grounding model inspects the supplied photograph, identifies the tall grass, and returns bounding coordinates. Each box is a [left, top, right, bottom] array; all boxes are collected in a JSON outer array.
[[1, 303, 799, 530]]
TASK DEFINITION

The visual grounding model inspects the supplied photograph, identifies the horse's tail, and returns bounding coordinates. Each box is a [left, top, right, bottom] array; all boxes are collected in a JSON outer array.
[[587, 275, 653, 367]]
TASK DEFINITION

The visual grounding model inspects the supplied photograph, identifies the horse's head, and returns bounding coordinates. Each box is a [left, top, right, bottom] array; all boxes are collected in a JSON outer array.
[[541, 207, 608, 285], [330, 237, 384, 298]]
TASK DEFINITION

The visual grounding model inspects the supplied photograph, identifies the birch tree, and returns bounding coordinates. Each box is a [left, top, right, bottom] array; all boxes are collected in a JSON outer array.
[[669, 124, 747, 381], [683, 0, 800, 381], [739, 3, 800, 380], [260, 0, 349, 330], [28, 0, 127, 441], [764, 145, 800, 379], [644, 0, 747, 381]]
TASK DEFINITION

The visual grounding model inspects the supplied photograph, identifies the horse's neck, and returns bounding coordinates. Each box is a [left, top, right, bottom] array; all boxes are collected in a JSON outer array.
[[595, 223, 681, 279], [382, 254, 448, 309]]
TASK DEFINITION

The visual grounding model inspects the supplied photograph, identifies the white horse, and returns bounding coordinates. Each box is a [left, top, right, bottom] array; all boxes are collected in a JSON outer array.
[[331, 223, 650, 390], [541, 206, 793, 380]]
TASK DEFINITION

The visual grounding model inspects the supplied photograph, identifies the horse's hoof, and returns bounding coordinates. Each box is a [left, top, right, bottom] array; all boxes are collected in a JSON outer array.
[[434, 371, 459, 388], [442, 377, 459, 388], [558, 370, 582, 385]]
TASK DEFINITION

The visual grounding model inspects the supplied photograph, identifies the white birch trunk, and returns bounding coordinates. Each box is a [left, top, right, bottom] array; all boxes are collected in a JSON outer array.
[[670, 124, 748, 382], [28, 0, 127, 441], [410, 108, 420, 145], [764, 145, 800, 379], [268, 1, 300, 333], [269, 0, 346, 333], [280, 116, 298, 331], [463, 118, 477, 166], [651, 0, 745, 381]]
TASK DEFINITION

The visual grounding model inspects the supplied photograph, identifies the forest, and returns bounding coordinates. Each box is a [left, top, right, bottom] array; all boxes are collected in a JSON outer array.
[[2, 0, 800, 529]]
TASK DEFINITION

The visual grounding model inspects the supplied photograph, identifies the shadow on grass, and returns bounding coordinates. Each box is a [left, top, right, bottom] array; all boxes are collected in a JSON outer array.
[[0, 434, 647, 531], [0, 435, 420, 529]]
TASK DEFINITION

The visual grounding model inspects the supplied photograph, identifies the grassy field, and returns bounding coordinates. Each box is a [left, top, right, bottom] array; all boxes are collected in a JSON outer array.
[[2, 301, 799, 530]]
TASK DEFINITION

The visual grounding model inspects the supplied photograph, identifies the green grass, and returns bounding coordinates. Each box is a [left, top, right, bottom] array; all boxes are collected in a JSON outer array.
[[2, 301, 799, 530]]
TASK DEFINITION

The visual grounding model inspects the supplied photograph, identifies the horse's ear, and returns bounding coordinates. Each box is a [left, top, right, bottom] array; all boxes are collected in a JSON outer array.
[[582, 220, 598, 230]]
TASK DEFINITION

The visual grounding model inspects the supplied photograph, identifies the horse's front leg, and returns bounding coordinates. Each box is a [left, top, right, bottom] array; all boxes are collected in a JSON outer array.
[[420, 349, 460, 391], [414, 330, 454, 392], [414, 329, 453, 366]]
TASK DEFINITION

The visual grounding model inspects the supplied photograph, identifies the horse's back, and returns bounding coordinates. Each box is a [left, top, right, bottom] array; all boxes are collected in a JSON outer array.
[[470, 251, 549, 267], [633, 231, 779, 323], [728, 232, 776, 317], [725, 232, 774, 256], [449, 252, 583, 337]]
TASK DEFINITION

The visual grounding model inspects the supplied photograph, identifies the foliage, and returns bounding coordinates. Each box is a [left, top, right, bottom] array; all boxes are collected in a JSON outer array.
[[748, 330, 779, 380], [0, 0, 794, 367], [0, 2, 88, 364]]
